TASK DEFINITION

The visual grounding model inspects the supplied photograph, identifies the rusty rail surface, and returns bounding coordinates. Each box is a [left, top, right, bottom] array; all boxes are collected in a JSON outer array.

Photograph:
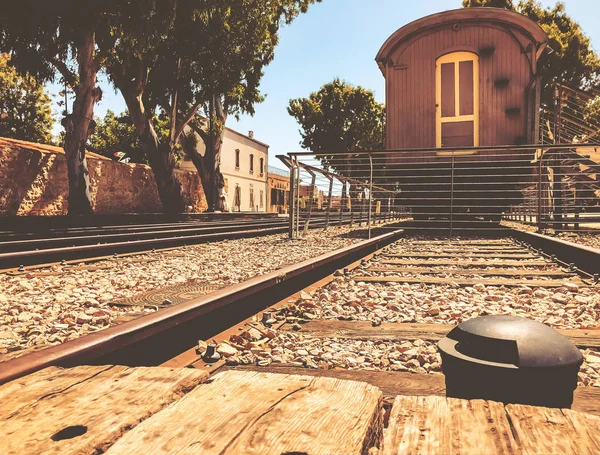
[[0, 229, 404, 384]]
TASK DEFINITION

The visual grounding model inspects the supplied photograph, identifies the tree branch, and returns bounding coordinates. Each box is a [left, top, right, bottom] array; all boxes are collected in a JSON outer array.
[[173, 101, 203, 145], [48, 56, 77, 87]]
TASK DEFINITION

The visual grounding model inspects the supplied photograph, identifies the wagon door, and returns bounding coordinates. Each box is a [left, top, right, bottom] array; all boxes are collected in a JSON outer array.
[[436, 52, 479, 148]]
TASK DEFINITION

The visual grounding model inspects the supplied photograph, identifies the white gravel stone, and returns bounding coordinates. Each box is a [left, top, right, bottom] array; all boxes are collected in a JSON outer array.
[[0, 226, 367, 356]]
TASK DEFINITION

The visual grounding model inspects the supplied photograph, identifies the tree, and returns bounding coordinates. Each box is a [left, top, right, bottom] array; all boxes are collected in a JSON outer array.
[[463, 1, 600, 105], [100, 0, 320, 212], [0, 54, 54, 144], [0, 1, 106, 215], [88, 110, 176, 164], [288, 79, 386, 204], [288, 78, 385, 171]]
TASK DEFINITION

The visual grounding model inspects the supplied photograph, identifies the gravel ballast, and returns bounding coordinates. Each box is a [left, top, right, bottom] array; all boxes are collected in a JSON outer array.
[[0, 226, 369, 356]]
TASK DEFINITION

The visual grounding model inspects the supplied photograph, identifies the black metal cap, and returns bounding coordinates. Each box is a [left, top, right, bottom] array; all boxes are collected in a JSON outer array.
[[438, 315, 583, 369]]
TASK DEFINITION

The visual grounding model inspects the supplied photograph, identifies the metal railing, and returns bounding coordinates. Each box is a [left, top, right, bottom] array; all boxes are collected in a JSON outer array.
[[282, 144, 600, 237]]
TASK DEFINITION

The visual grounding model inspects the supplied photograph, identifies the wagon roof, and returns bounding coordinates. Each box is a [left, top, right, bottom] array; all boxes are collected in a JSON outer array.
[[376, 8, 548, 73]]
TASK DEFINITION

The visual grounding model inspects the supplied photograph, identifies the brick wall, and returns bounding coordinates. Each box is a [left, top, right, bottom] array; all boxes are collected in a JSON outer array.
[[0, 143, 207, 215]]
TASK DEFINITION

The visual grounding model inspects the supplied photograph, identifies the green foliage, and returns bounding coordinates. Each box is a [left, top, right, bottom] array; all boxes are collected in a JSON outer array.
[[288, 79, 385, 182], [288, 78, 385, 154], [88, 110, 180, 164], [0, 54, 55, 144], [463, 0, 600, 104], [462, 0, 513, 8]]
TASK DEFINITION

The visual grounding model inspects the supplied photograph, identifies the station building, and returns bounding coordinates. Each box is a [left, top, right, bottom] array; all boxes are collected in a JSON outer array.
[[179, 127, 269, 212]]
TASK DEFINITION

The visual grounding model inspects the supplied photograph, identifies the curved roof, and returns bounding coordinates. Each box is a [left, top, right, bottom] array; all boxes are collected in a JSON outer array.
[[376, 8, 547, 69]]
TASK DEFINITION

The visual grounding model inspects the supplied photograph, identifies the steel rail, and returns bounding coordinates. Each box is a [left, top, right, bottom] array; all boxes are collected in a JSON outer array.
[[0, 229, 404, 385]]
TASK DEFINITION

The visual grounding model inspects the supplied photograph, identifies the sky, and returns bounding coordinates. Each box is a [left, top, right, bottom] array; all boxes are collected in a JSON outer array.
[[47, 0, 600, 170]]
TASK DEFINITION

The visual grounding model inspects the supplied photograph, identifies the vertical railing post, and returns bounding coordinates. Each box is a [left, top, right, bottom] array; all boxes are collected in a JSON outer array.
[[324, 175, 334, 230], [368, 153, 373, 239], [339, 180, 347, 227], [450, 150, 455, 236], [303, 169, 316, 236], [288, 158, 296, 239], [294, 156, 301, 239]]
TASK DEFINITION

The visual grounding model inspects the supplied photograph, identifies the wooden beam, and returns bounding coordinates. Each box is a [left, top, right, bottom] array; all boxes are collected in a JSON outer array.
[[0, 366, 208, 455], [353, 275, 584, 288], [382, 253, 539, 259], [367, 266, 573, 277], [227, 365, 600, 417], [289, 320, 600, 349], [104, 370, 382, 455], [379, 259, 550, 267]]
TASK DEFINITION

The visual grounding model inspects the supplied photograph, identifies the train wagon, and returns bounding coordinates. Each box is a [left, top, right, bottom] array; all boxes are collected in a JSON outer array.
[[376, 8, 548, 220]]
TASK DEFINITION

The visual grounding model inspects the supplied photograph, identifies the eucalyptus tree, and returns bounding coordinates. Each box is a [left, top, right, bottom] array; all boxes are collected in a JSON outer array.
[[100, 0, 320, 212], [0, 0, 105, 214]]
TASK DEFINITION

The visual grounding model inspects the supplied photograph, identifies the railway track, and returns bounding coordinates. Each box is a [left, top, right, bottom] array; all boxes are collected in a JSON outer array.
[[0, 212, 390, 270], [2, 227, 599, 397]]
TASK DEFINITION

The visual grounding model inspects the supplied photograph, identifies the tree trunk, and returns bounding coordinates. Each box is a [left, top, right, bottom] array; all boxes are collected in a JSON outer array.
[[62, 30, 98, 215], [180, 95, 227, 212], [122, 90, 186, 214]]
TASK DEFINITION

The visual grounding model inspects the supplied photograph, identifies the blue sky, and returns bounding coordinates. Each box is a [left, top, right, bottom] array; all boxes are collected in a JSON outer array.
[[48, 0, 600, 169]]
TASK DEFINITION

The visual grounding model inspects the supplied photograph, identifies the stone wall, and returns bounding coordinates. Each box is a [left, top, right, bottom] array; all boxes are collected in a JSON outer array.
[[0, 142, 207, 215]]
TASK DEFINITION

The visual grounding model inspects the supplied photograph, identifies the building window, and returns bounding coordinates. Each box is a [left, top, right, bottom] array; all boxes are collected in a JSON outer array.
[[235, 149, 240, 170], [249, 154, 254, 174], [234, 185, 241, 211], [249, 186, 255, 209], [259, 158, 264, 176], [259, 190, 264, 208]]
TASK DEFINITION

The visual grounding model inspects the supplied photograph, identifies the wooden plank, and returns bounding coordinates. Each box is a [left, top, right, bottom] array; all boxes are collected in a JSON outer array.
[[226, 365, 446, 401], [387, 245, 527, 253], [407, 240, 514, 245], [353, 275, 582, 288], [383, 252, 538, 259], [291, 320, 600, 349], [505, 403, 600, 454], [227, 365, 600, 418], [368, 266, 572, 277], [380, 259, 550, 267], [0, 365, 208, 455], [383, 396, 517, 455], [104, 370, 383, 455]]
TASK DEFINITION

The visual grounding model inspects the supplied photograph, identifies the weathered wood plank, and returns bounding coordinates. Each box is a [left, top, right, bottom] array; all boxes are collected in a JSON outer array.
[[353, 275, 583, 288], [388, 249, 527, 255], [379, 259, 550, 267], [105, 370, 383, 455], [0, 365, 113, 420], [291, 320, 600, 349], [505, 403, 600, 454], [368, 266, 572, 277], [406, 240, 514, 245], [382, 395, 517, 455], [227, 365, 600, 417], [383, 252, 539, 259], [0, 366, 208, 455], [226, 365, 446, 401]]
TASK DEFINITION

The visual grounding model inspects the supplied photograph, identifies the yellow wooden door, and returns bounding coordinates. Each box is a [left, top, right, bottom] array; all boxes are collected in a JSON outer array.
[[436, 51, 479, 148]]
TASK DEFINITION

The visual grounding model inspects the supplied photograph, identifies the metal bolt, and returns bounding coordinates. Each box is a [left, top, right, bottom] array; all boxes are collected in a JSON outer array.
[[152, 248, 156, 253], [202, 343, 221, 363], [551, 255, 557, 262], [18, 265, 25, 272], [360, 259, 367, 266], [343, 268, 350, 276], [569, 263, 576, 272], [262, 312, 274, 325], [113, 253, 118, 258], [60, 260, 67, 266]]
